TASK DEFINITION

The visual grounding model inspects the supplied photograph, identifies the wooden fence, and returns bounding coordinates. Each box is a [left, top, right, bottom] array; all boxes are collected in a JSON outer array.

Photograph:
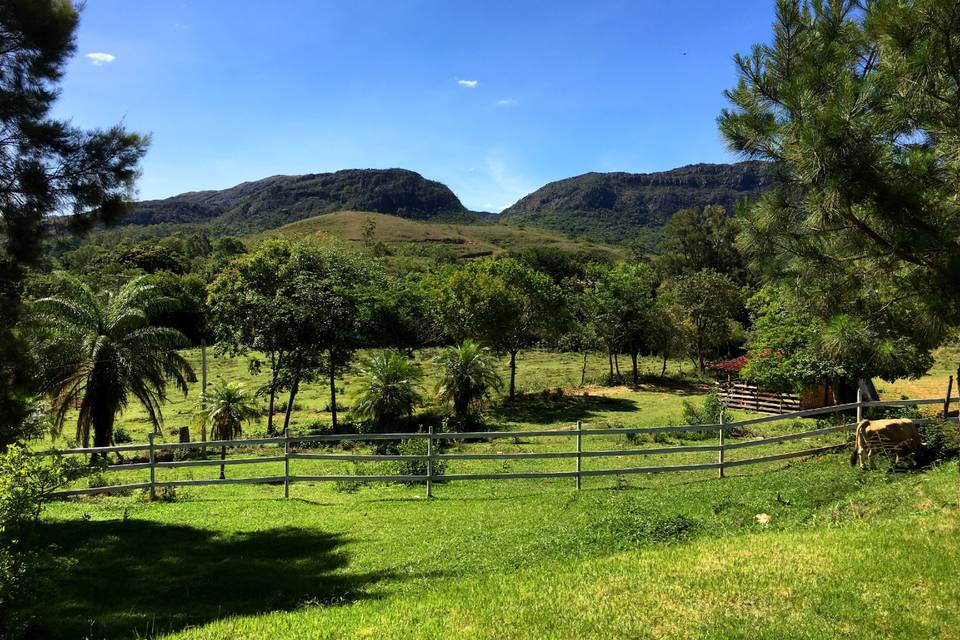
[[718, 381, 801, 414], [38, 395, 955, 500]]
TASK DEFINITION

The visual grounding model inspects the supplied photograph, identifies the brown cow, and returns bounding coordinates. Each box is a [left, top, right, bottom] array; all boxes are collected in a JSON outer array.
[[849, 419, 925, 470]]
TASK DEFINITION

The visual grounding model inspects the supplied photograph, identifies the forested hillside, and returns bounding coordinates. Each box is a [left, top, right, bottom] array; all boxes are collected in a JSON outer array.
[[124, 168, 470, 233], [500, 161, 773, 242]]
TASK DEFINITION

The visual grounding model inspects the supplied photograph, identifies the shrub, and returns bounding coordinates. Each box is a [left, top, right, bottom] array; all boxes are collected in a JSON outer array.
[[112, 426, 133, 444], [393, 439, 447, 479], [87, 471, 109, 489], [333, 461, 380, 493], [0, 447, 68, 535], [920, 418, 960, 463], [678, 393, 724, 440], [440, 413, 486, 434], [0, 447, 71, 636], [682, 392, 723, 425]]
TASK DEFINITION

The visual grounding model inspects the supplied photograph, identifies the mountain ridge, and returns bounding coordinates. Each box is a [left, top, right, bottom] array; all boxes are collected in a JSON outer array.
[[500, 161, 773, 242], [124, 168, 470, 233], [118, 162, 774, 243]]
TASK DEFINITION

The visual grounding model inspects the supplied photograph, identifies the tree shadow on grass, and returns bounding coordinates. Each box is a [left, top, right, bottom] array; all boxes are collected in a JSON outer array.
[[31, 519, 393, 640], [632, 375, 712, 395], [492, 392, 638, 424]]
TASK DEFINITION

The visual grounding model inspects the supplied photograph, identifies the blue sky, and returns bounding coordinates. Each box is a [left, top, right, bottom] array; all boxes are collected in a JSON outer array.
[[55, 0, 776, 212]]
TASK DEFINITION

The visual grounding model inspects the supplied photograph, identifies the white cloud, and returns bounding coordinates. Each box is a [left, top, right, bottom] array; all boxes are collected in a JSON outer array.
[[457, 79, 478, 88], [85, 52, 116, 66], [497, 98, 517, 106]]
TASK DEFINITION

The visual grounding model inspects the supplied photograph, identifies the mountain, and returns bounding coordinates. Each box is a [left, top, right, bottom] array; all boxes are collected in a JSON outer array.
[[500, 161, 774, 243], [124, 168, 470, 233], [112, 162, 774, 246]]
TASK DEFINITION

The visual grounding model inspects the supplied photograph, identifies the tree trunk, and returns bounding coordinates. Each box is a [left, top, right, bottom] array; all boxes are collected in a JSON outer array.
[[266, 355, 281, 436], [282, 377, 300, 437], [329, 352, 338, 429], [509, 350, 517, 400], [91, 393, 116, 465], [608, 350, 613, 377], [580, 352, 588, 386], [631, 351, 639, 386], [696, 330, 705, 372], [660, 352, 668, 378], [220, 446, 226, 480], [614, 352, 621, 376], [454, 386, 470, 419], [266, 383, 277, 436]]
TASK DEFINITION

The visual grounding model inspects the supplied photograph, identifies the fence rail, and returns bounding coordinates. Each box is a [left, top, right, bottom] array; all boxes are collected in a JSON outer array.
[[40, 395, 957, 499]]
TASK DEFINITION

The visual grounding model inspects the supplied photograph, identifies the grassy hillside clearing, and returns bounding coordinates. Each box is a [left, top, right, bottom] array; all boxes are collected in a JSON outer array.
[[260, 211, 629, 266]]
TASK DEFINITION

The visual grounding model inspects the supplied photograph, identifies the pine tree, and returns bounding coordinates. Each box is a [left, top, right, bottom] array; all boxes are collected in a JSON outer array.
[[0, 1, 148, 443], [718, 0, 960, 379]]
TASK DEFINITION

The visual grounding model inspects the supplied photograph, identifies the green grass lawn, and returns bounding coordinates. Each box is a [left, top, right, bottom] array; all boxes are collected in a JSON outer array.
[[36, 456, 960, 639], [30, 347, 960, 639]]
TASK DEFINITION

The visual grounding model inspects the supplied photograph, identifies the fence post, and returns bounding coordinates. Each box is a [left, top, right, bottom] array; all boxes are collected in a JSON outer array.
[[283, 431, 290, 499], [426, 423, 434, 499], [944, 375, 953, 419], [856, 386, 863, 424], [718, 408, 725, 478], [575, 421, 583, 490], [148, 432, 156, 501]]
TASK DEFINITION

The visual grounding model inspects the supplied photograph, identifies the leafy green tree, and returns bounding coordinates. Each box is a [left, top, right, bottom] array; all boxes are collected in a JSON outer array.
[[195, 381, 259, 479], [30, 273, 194, 456], [557, 288, 603, 387], [430, 258, 566, 399], [208, 240, 372, 432], [656, 205, 743, 280], [351, 350, 423, 433], [362, 275, 434, 350], [661, 270, 742, 372], [584, 262, 657, 385], [741, 285, 933, 392], [0, 1, 148, 443], [718, 0, 960, 374], [513, 246, 611, 284], [435, 340, 503, 420], [648, 298, 683, 379]]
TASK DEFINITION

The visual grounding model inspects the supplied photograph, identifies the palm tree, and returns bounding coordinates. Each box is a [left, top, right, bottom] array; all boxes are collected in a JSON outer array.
[[435, 340, 503, 420], [195, 381, 260, 479], [351, 350, 423, 432], [32, 273, 194, 459]]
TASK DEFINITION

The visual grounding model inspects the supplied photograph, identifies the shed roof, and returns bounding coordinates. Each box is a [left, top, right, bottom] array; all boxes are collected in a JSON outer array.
[[707, 354, 750, 373]]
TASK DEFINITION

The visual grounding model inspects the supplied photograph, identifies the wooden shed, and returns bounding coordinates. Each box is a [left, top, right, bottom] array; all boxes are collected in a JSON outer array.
[[708, 354, 877, 414]]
